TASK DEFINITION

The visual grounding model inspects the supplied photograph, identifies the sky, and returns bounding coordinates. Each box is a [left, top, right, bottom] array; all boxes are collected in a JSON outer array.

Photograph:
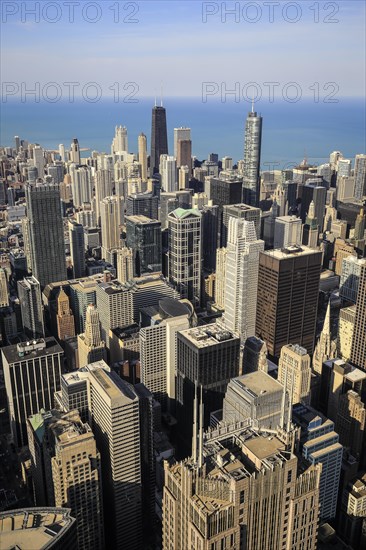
[[1, 0, 365, 100]]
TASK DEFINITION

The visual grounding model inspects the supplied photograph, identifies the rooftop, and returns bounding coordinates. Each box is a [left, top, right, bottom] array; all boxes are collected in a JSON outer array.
[[125, 214, 159, 225], [263, 245, 322, 260], [1, 337, 63, 365], [230, 371, 283, 399], [178, 323, 238, 348]]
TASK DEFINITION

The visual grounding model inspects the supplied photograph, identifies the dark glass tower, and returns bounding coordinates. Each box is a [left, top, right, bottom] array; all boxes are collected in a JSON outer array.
[[242, 107, 263, 207], [150, 104, 168, 175]]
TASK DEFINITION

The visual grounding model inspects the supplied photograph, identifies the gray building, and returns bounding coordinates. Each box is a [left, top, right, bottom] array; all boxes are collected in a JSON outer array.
[[222, 203, 261, 246], [242, 108, 263, 207], [68, 220, 85, 279], [126, 192, 158, 220], [17, 276, 45, 339], [125, 215, 162, 276]]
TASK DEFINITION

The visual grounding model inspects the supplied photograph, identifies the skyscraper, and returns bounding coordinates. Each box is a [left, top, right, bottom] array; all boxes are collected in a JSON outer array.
[[125, 215, 162, 276], [94, 169, 113, 224], [351, 260, 366, 370], [354, 154, 366, 200], [138, 132, 148, 181], [33, 145, 45, 179], [168, 208, 202, 307], [151, 104, 168, 175], [116, 247, 134, 282], [273, 215, 302, 249], [69, 165, 93, 208], [70, 138, 81, 164], [224, 219, 264, 343], [2, 338, 63, 446], [222, 203, 261, 246], [26, 182, 66, 288], [278, 343, 311, 405], [256, 246, 322, 357], [77, 304, 107, 368], [56, 287, 75, 341], [173, 127, 191, 158], [100, 196, 124, 251], [160, 155, 177, 192], [0, 267, 9, 308], [176, 139, 192, 173], [242, 106, 262, 206], [17, 276, 45, 339], [95, 280, 133, 345], [111, 125, 128, 154], [68, 220, 85, 279]]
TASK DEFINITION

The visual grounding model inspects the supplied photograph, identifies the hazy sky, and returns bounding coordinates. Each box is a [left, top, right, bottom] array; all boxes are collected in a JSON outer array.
[[1, 0, 365, 99]]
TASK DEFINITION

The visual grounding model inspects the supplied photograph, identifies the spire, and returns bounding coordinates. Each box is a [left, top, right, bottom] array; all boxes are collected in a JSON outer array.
[[160, 81, 163, 107], [308, 200, 316, 220], [251, 98, 254, 113], [323, 299, 331, 337]]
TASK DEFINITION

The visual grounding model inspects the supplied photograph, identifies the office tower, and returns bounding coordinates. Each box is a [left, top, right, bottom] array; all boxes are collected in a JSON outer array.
[[14, 135, 20, 152], [242, 107, 262, 206], [139, 298, 190, 409], [126, 192, 159, 219], [330, 150, 343, 170], [312, 300, 337, 373], [168, 208, 202, 307], [278, 344, 311, 405], [61, 363, 154, 549], [100, 195, 124, 251], [160, 190, 192, 229], [224, 219, 264, 343], [222, 203, 261, 246], [337, 158, 352, 178], [68, 220, 85, 279], [335, 390, 365, 462], [77, 304, 106, 367], [0, 508, 77, 549], [76, 206, 96, 228], [174, 127, 191, 158], [273, 215, 302, 249], [339, 474, 366, 549], [0, 267, 9, 307], [201, 203, 220, 272], [94, 169, 113, 223], [17, 276, 45, 339], [138, 132, 147, 181], [111, 125, 128, 153], [300, 184, 327, 224], [163, 423, 321, 550], [354, 154, 366, 200], [221, 156, 232, 170], [69, 165, 93, 208], [116, 246, 134, 282], [292, 403, 343, 520], [210, 175, 243, 213], [317, 162, 332, 187], [48, 162, 64, 184], [33, 145, 45, 178], [242, 336, 268, 374], [354, 207, 366, 242], [178, 165, 189, 189], [323, 202, 337, 232], [338, 305, 356, 361], [151, 104, 168, 175], [272, 180, 287, 216], [56, 287, 75, 341], [350, 261, 366, 370], [27, 409, 104, 550], [340, 256, 365, 304], [334, 238, 358, 275], [256, 246, 322, 357], [70, 138, 81, 164], [2, 337, 63, 446], [59, 143, 66, 161], [337, 175, 355, 201], [69, 277, 99, 333], [126, 215, 162, 276], [176, 324, 240, 451], [177, 140, 192, 173], [223, 370, 290, 429], [96, 280, 133, 345], [214, 247, 227, 309], [160, 155, 177, 192], [331, 218, 348, 239], [126, 272, 180, 321], [26, 182, 66, 288]]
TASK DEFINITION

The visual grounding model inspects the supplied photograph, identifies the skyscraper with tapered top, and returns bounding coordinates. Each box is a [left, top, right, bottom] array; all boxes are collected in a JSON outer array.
[[56, 287, 75, 341], [242, 103, 262, 207], [151, 100, 168, 175], [77, 304, 106, 368]]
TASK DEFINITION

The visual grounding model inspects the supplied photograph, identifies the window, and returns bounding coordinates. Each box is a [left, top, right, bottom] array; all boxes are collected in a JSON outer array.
[[240, 491, 245, 504]]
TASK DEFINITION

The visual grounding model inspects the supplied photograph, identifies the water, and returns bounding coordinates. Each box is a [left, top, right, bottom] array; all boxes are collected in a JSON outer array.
[[1, 97, 365, 168]]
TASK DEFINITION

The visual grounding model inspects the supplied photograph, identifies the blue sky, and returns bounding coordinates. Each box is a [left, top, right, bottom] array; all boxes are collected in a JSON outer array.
[[1, 0, 365, 98]]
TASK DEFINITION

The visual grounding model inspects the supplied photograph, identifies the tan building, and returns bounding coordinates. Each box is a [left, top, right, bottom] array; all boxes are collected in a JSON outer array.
[[214, 247, 227, 309], [0, 267, 9, 308], [339, 474, 366, 549], [56, 287, 75, 341], [100, 195, 124, 252], [163, 423, 321, 550], [278, 343, 311, 405], [138, 132, 147, 181], [351, 261, 366, 370], [77, 304, 106, 368], [336, 390, 366, 462], [338, 305, 356, 361], [116, 246, 133, 283], [334, 238, 357, 276]]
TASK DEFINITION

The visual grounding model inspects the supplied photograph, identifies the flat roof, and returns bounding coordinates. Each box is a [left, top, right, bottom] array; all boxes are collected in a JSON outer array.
[[178, 323, 238, 348], [1, 337, 63, 365], [231, 370, 282, 398], [243, 434, 285, 460], [125, 214, 159, 224], [263, 245, 322, 260]]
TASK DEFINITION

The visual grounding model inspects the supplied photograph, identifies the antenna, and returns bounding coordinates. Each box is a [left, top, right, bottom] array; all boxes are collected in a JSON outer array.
[[251, 97, 254, 113], [160, 81, 163, 107]]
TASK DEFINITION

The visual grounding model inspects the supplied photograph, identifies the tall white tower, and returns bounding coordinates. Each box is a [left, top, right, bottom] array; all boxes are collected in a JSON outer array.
[[111, 125, 128, 154]]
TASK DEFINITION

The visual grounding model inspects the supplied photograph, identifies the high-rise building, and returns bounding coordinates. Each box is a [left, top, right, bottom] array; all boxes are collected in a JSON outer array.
[[278, 344, 311, 405], [160, 155, 177, 192], [214, 247, 227, 309], [292, 403, 343, 520], [335, 390, 365, 462], [94, 169, 113, 223], [27, 408, 104, 550], [354, 207, 366, 241], [0, 267, 9, 308], [302, 200, 319, 249], [77, 304, 107, 368], [69, 165, 93, 208], [201, 203, 220, 272], [60, 362, 155, 550], [273, 215, 302, 249], [174, 127, 191, 158], [126, 192, 159, 220], [56, 287, 75, 341], [2, 338, 63, 446], [256, 246, 322, 357], [116, 246, 134, 282], [354, 154, 366, 200], [242, 336, 268, 374], [350, 260, 366, 370], [48, 161, 64, 185], [26, 181, 66, 288], [224, 219, 264, 343], [138, 132, 147, 181], [69, 277, 98, 333], [70, 138, 81, 164], [163, 422, 321, 550], [17, 276, 45, 339], [242, 107, 262, 207], [339, 474, 366, 549], [33, 145, 45, 179], [176, 139, 192, 173], [300, 184, 327, 225], [95, 280, 133, 345], [100, 196, 124, 251], [222, 203, 261, 246], [176, 324, 240, 452], [111, 125, 128, 153], [337, 158, 352, 178], [125, 215, 162, 276], [337, 175, 355, 201], [338, 305, 356, 362], [168, 208, 202, 307], [68, 220, 85, 279], [312, 300, 337, 374], [151, 104, 168, 175]]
